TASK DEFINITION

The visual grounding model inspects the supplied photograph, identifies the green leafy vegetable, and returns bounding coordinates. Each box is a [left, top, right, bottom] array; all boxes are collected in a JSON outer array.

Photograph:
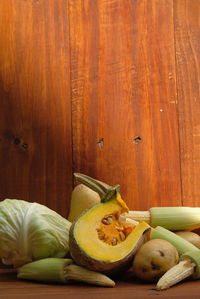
[[0, 199, 71, 267]]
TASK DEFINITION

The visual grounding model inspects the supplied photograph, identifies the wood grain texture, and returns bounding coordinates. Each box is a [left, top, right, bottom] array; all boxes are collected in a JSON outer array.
[[0, 270, 200, 299], [70, 0, 182, 209], [0, 0, 199, 214], [0, 0, 72, 217], [174, 0, 200, 206]]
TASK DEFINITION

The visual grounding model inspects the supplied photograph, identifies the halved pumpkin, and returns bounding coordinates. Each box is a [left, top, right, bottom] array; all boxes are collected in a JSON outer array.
[[69, 176, 150, 274]]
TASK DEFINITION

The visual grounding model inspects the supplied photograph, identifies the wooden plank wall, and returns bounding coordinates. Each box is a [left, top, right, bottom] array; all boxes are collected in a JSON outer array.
[[0, 0, 72, 216], [174, 0, 200, 207], [0, 0, 199, 217], [70, 0, 182, 209]]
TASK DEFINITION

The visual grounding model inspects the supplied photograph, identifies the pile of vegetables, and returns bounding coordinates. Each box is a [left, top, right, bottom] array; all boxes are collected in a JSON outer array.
[[1, 173, 200, 291]]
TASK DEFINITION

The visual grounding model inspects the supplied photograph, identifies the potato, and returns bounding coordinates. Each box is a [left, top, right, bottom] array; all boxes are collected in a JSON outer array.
[[175, 231, 200, 249], [131, 239, 179, 282]]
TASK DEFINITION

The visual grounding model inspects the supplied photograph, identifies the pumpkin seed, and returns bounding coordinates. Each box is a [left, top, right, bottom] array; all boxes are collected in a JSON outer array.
[[111, 237, 118, 246], [115, 224, 124, 231], [102, 216, 113, 225], [119, 231, 126, 241], [98, 231, 105, 240]]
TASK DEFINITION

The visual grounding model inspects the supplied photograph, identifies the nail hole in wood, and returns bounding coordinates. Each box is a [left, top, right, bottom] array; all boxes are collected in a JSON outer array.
[[14, 138, 21, 145], [97, 138, 104, 148], [133, 136, 142, 144], [22, 143, 28, 150]]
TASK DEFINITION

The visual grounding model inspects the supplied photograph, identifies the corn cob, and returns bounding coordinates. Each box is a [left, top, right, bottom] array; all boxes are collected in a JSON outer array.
[[126, 207, 200, 231], [17, 258, 115, 287], [119, 214, 139, 226], [151, 226, 200, 290], [156, 260, 195, 290]]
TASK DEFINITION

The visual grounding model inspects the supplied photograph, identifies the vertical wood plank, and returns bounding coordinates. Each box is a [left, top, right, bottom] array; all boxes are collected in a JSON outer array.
[[174, 0, 200, 206], [70, 0, 182, 209], [0, 0, 72, 217]]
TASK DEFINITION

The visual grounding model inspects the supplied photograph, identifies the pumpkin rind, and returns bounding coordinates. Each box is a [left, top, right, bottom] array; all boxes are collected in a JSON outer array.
[[69, 200, 150, 274]]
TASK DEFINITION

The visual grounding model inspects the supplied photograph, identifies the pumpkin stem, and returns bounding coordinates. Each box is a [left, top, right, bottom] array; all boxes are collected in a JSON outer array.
[[101, 185, 121, 202], [74, 173, 120, 201]]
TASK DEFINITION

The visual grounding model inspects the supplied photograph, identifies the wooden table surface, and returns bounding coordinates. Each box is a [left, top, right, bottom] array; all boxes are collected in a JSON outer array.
[[1, 269, 200, 299]]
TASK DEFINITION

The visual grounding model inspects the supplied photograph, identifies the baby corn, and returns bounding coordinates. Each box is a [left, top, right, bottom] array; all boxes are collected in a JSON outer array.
[[17, 258, 115, 287], [157, 260, 195, 290], [119, 214, 139, 226], [126, 207, 200, 231]]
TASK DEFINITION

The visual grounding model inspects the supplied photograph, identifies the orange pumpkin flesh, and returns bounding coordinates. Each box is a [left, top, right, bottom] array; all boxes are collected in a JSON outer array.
[[69, 193, 150, 274]]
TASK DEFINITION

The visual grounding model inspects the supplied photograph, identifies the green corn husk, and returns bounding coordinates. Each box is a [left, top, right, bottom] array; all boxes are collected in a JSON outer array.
[[127, 207, 200, 231], [150, 207, 200, 231], [17, 258, 115, 287], [17, 258, 73, 283], [181, 251, 200, 279], [151, 226, 199, 255]]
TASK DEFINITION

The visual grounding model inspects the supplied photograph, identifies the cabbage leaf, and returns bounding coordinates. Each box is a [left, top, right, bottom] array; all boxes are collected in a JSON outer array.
[[0, 199, 71, 267]]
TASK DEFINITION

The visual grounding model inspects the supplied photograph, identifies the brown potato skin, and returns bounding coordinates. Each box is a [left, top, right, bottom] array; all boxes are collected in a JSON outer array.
[[175, 231, 200, 249], [131, 239, 179, 282]]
